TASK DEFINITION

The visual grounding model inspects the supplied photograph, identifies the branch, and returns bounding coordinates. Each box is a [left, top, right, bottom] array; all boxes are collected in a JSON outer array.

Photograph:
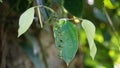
[[103, 7, 120, 47]]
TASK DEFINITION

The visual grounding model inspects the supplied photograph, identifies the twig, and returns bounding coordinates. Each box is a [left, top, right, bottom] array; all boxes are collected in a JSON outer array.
[[103, 7, 116, 32], [103, 7, 120, 47], [34, 5, 55, 13], [37, 7, 43, 28]]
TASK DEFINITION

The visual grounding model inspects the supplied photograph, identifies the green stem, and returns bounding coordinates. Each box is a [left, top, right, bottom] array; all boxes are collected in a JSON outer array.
[[36, 7, 43, 28], [34, 5, 55, 13], [60, 0, 66, 17]]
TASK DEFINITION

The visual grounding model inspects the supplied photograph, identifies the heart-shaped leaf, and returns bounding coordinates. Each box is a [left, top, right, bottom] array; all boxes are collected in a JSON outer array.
[[81, 19, 97, 60], [53, 20, 78, 65], [18, 7, 34, 37]]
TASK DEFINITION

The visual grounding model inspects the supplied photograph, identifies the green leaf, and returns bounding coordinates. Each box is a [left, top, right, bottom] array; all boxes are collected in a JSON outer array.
[[53, 20, 78, 65], [18, 7, 34, 37], [64, 0, 83, 17], [104, 0, 116, 9], [81, 19, 97, 60], [0, 0, 2, 3]]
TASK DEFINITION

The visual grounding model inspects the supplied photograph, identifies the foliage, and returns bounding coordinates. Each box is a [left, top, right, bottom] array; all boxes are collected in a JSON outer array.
[[53, 20, 78, 65], [1, 0, 120, 68], [17, 0, 120, 67], [81, 19, 96, 60], [18, 7, 34, 37], [17, 0, 97, 65]]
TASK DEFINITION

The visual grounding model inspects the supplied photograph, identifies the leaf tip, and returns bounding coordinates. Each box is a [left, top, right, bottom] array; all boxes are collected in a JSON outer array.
[[17, 35, 20, 38], [90, 52, 96, 60], [17, 33, 21, 38], [91, 55, 95, 60], [18, 29, 22, 38], [66, 63, 69, 66], [90, 44, 97, 60]]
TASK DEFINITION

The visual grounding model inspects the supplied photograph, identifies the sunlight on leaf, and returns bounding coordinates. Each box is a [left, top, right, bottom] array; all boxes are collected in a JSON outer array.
[[109, 50, 115, 57], [115, 55, 120, 63], [81, 19, 97, 60], [117, 8, 120, 16], [95, 30, 104, 43], [104, 0, 116, 9], [18, 7, 34, 37], [110, 35, 119, 47], [53, 20, 78, 65]]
